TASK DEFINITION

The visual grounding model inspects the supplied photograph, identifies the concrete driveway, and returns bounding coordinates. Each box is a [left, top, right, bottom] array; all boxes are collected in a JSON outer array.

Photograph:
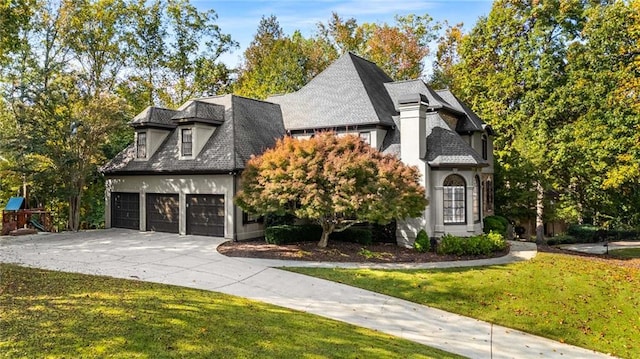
[[1, 229, 613, 359]]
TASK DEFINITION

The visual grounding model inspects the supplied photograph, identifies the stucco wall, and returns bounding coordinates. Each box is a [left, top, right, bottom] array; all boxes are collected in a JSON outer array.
[[105, 174, 263, 240]]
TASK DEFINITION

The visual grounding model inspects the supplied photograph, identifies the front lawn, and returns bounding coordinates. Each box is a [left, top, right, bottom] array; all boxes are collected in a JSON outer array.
[[288, 253, 640, 358], [0, 264, 460, 359]]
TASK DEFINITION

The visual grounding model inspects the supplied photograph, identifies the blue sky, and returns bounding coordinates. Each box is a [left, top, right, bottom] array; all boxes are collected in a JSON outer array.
[[193, 0, 494, 68]]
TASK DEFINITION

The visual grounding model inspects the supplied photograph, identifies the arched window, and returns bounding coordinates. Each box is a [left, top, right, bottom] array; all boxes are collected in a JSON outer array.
[[473, 176, 481, 222], [443, 174, 466, 224]]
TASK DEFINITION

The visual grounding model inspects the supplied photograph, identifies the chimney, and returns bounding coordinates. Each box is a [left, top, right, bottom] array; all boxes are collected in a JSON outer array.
[[398, 94, 428, 169]]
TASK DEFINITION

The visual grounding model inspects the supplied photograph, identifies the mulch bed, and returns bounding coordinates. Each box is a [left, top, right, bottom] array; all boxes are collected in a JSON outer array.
[[217, 239, 510, 263]]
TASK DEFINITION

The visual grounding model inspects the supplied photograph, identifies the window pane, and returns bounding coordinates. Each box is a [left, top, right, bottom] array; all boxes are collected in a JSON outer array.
[[182, 129, 192, 156], [473, 176, 480, 221], [359, 131, 371, 145], [137, 132, 146, 158], [443, 174, 466, 224]]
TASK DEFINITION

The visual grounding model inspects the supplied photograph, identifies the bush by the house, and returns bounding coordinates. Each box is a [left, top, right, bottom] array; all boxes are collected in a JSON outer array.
[[483, 215, 509, 236], [413, 230, 430, 253], [437, 232, 507, 256], [567, 224, 601, 242], [264, 213, 296, 227], [331, 227, 373, 245], [265, 225, 373, 245], [546, 234, 577, 245], [265, 225, 323, 244]]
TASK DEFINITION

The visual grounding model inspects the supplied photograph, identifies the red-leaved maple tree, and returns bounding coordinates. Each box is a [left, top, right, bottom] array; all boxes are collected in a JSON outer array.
[[235, 132, 428, 248]]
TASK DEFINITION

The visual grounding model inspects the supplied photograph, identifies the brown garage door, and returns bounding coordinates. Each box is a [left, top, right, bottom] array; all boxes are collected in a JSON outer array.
[[186, 194, 225, 236], [146, 193, 179, 233], [111, 192, 140, 230]]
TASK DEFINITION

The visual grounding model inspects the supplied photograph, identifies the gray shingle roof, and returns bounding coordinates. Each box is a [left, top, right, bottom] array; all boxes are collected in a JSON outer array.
[[102, 95, 285, 174], [425, 112, 488, 167], [129, 106, 178, 129], [435, 89, 486, 133], [384, 80, 460, 113], [268, 52, 397, 130], [172, 100, 225, 125]]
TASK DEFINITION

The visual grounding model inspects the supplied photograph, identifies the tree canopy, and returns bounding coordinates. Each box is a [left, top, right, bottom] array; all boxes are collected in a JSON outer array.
[[448, 0, 640, 232], [235, 133, 428, 247]]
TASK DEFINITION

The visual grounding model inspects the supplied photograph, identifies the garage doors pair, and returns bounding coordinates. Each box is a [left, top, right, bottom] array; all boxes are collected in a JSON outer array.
[[111, 192, 224, 236]]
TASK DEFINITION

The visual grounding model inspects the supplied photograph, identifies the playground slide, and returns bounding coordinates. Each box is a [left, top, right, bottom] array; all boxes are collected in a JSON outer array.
[[30, 218, 46, 232]]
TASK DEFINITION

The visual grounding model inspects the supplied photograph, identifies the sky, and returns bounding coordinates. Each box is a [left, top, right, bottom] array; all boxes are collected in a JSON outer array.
[[193, 0, 494, 69]]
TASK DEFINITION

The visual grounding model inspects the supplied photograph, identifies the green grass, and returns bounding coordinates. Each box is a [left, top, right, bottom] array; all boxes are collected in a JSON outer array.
[[609, 247, 640, 259], [0, 264, 460, 359], [288, 253, 640, 359]]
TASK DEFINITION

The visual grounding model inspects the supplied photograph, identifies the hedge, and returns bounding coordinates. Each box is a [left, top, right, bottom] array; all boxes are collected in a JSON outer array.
[[437, 232, 507, 256], [265, 225, 372, 245]]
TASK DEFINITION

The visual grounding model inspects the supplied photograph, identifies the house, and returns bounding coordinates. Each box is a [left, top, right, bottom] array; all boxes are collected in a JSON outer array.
[[102, 52, 494, 246]]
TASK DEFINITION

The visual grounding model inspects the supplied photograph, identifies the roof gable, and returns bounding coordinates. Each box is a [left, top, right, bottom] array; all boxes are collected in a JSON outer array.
[[425, 113, 487, 167], [268, 52, 397, 130]]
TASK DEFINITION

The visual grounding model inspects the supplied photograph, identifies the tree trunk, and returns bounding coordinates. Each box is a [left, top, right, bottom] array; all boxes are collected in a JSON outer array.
[[68, 181, 84, 232], [318, 222, 336, 248], [535, 180, 544, 244]]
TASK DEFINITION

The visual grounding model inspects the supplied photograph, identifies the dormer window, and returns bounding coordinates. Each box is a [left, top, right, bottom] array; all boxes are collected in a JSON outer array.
[[137, 132, 147, 158], [481, 135, 488, 160], [181, 128, 193, 157]]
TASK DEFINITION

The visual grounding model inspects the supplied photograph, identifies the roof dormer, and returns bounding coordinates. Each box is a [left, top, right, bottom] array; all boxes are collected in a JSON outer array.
[[130, 106, 178, 161], [171, 100, 225, 159]]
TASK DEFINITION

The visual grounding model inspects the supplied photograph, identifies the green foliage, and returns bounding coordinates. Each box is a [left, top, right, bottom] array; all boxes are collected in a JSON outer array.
[[0, 264, 459, 359], [567, 224, 601, 243], [265, 225, 373, 246], [332, 227, 373, 246], [265, 225, 322, 245], [0, 0, 238, 230], [264, 213, 296, 227], [483, 215, 509, 236], [413, 230, 430, 253], [437, 232, 506, 256], [236, 133, 428, 248], [291, 253, 640, 358], [317, 12, 438, 80], [451, 1, 640, 229], [235, 16, 335, 99], [545, 235, 577, 246]]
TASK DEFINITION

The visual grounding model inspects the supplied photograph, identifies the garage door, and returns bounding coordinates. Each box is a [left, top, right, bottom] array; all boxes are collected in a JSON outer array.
[[146, 193, 179, 233], [111, 192, 140, 230], [186, 194, 225, 236]]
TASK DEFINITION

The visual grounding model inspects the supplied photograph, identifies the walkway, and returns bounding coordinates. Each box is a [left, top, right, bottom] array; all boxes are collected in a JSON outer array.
[[0, 229, 613, 358]]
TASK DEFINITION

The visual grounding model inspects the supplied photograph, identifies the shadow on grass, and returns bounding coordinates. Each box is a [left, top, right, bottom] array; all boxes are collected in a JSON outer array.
[[288, 254, 640, 359], [0, 264, 460, 359]]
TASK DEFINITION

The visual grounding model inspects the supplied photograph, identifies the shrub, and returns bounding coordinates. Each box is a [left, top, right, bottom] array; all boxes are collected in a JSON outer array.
[[413, 230, 430, 253], [483, 215, 509, 236], [546, 235, 577, 245], [265, 225, 322, 244], [265, 225, 373, 245], [567, 224, 601, 243], [331, 227, 373, 245], [264, 213, 296, 227], [438, 232, 507, 256]]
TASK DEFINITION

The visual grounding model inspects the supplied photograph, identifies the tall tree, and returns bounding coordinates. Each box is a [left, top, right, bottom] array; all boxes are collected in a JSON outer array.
[[430, 21, 463, 89], [235, 16, 335, 99], [160, 0, 237, 107], [553, 0, 640, 227], [454, 0, 585, 242], [317, 13, 438, 80]]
